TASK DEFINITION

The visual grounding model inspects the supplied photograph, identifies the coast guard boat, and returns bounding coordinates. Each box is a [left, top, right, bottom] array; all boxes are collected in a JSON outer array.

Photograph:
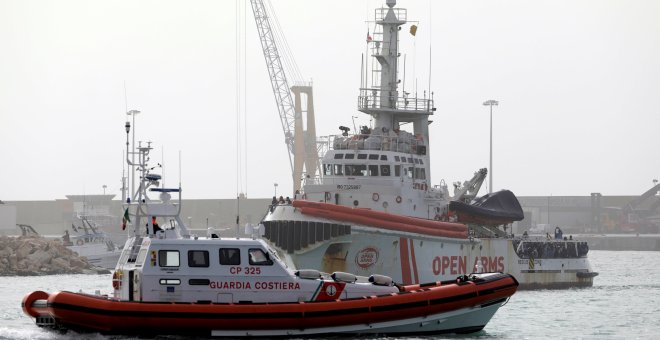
[[261, 0, 597, 289], [22, 131, 518, 336]]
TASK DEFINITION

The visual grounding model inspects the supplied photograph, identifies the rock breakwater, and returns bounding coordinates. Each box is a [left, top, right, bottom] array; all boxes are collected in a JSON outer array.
[[0, 235, 105, 276]]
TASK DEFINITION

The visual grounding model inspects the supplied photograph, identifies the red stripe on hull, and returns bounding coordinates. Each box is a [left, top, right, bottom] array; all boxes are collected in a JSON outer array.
[[409, 238, 419, 284], [399, 237, 412, 285], [24, 275, 519, 335]]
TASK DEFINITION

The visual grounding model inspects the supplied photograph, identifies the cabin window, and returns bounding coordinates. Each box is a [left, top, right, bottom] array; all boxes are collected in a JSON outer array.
[[345, 164, 366, 176], [394, 156, 400, 162], [188, 250, 209, 267], [418, 159, 424, 165], [333, 164, 344, 176], [357, 154, 367, 159], [368, 165, 379, 176], [414, 159, 420, 164], [380, 165, 390, 176], [219, 248, 241, 265], [159, 279, 181, 285], [334, 153, 344, 159], [158, 250, 180, 267], [324, 164, 333, 176], [135, 249, 148, 267], [248, 248, 273, 266], [394, 165, 401, 177], [189, 279, 210, 285], [407, 157, 413, 163], [368, 154, 379, 160], [344, 154, 355, 159], [380, 155, 387, 160]]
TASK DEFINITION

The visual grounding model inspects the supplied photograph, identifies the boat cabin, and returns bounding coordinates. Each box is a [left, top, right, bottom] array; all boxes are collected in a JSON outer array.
[[113, 237, 398, 304]]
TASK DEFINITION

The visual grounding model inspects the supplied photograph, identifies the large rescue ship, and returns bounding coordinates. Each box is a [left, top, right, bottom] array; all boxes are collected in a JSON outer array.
[[261, 0, 597, 289], [22, 130, 518, 336]]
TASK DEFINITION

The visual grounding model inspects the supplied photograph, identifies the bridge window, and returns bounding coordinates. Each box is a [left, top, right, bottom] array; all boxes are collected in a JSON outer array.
[[358, 154, 367, 159], [380, 155, 387, 160], [158, 250, 180, 267], [394, 156, 400, 162], [334, 153, 344, 159], [345, 154, 355, 159], [188, 250, 209, 268], [368, 154, 379, 160], [380, 165, 391, 176], [368, 165, 379, 176], [248, 248, 273, 266], [418, 159, 424, 165], [345, 164, 366, 176], [334, 164, 344, 176], [414, 159, 420, 164], [407, 157, 413, 163], [219, 248, 241, 265]]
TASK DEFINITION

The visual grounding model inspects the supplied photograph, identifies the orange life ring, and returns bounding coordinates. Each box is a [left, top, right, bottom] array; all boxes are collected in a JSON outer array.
[[112, 271, 122, 290], [372, 193, 379, 201], [396, 196, 402, 203]]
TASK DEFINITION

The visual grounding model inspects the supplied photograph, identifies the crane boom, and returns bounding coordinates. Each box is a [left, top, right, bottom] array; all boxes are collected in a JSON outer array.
[[250, 0, 297, 176]]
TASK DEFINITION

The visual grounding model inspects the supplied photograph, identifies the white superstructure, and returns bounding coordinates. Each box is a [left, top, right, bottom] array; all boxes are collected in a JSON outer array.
[[261, 0, 597, 289]]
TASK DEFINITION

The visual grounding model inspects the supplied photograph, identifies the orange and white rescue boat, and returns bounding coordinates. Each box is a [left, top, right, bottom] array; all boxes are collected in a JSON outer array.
[[22, 129, 517, 336]]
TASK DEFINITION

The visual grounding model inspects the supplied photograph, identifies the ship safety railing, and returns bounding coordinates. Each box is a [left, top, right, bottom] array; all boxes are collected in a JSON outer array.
[[375, 7, 407, 22], [330, 132, 428, 155], [358, 88, 434, 114]]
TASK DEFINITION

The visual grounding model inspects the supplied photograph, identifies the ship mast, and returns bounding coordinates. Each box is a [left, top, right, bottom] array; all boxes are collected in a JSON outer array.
[[358, 0, 435, 178]]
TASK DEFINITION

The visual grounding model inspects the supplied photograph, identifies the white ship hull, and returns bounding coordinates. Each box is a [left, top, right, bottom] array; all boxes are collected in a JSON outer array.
[[68, 243, 122, 269], [263, 205, 596, 289]]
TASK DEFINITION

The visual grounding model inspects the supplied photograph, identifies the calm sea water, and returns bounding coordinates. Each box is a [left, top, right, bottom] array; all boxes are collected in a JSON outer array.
[[1, 250, 659, 340]]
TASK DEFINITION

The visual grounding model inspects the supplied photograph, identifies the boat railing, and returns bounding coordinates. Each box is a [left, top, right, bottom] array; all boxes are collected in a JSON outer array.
[[358, 88, 433, 114], [303, 176, 395, 187], [375, 7, 406, 22], [329, 132, 427, 155]]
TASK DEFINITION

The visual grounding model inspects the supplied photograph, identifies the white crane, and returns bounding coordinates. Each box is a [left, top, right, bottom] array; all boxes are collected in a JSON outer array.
[[250, 0, 320, 194]]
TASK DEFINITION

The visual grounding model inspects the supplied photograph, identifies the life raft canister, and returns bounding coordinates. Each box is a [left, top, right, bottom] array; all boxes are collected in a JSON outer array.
[[112, 270, 123, 290]]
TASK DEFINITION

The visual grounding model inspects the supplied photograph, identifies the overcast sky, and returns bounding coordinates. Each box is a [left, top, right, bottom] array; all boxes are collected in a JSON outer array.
[[1, 0, 659, 201]]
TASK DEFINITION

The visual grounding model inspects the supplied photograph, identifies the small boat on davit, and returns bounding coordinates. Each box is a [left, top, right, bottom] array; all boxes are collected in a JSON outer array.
[[21, 104, 517, 337]]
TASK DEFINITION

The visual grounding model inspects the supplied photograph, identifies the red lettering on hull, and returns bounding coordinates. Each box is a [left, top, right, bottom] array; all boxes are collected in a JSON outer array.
[[432, 256, 505, 276]]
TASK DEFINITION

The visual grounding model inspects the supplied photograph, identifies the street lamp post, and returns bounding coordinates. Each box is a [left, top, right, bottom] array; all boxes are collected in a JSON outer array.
[[274, 183, 278, 197], [483, 100, 498, 193], [126, 110, 141, 196], [102, 184, 107, 195]]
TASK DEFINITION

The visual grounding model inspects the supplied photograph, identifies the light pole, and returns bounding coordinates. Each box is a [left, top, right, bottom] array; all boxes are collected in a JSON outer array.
[[127, 109, 141, 196], [102, 184, 107, 195], [274, 183, 278, 197], [483, 100, 498, 193]]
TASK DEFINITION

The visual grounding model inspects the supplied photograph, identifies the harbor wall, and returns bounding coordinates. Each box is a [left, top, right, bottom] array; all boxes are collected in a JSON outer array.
[[3, 195, 659, 251]]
